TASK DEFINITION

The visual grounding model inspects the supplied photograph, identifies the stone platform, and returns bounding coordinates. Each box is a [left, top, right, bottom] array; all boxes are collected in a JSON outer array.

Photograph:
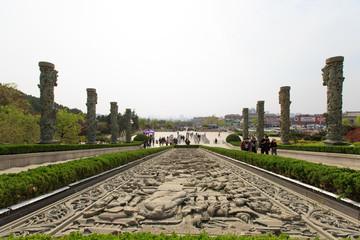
[[1, 149, 359, 239]]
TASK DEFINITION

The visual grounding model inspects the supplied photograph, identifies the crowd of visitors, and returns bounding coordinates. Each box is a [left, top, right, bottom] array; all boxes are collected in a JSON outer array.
[[142, 131, 278, 155], [143, 133, 192, 148], [241, 135, 277, 155]]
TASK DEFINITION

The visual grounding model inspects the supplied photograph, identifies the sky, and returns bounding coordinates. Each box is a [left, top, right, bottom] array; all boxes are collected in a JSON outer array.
[[1, 0, 359, 119]]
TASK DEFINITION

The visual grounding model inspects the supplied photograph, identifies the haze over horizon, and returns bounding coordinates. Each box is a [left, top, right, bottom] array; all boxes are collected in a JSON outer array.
[[1, 1, 359, 118]]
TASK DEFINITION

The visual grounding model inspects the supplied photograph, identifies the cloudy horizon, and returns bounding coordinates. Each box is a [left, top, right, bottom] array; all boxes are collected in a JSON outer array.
[[1, 1, 359, 118]]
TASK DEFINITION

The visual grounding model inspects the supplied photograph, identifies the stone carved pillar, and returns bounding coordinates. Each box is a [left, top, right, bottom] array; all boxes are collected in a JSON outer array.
[[279, 86, 291, 145], [256, 101, 265, 140], [110, 102, 119, 144], [38, 62, 58, 144], [125, 108, 132, 143], [242, 108, 249, 139], [86, 88, 98, 144], [322, 56, 345, 145]]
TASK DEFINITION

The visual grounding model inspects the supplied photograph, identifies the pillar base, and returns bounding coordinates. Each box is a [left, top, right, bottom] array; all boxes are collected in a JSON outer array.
[[37, 139, 59, 144], [323, 139, 346, 146]]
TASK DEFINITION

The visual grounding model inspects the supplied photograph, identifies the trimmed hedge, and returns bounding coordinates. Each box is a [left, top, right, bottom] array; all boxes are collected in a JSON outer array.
[[2, 232, 302, 240], [133, 134, 148, 142], [278, 144, 360, 155], [0, 142, 143, 155], [201, 146, 360, 202], [0, 147, 171, 208], [229, 141, 241, 147], [174, 145, 200, 148], [226, 134, 241, 143]]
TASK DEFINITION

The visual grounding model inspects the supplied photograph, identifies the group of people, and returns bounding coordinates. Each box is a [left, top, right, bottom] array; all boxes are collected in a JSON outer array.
[[240, 135, 277, 155], [144, 134, 192, 148]]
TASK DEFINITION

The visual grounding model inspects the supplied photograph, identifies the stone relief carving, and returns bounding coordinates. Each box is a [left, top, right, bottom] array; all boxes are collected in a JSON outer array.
[[38, 62, 58, 144], [322, 56, 345, 145], [279, 86, 291, 144], [1, 149, 359, 238], [86, 88, 97, 144]]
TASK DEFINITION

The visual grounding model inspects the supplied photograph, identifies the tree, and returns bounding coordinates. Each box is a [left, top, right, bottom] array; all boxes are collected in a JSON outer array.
[[139, 118, 147, 130], [149, 119, 159, 129], [356, 116, 360, 126], [218, 118, 225, 128], [202, 122, 210, 128], [0, 105, 40, 144], [97, 121, 110, 135], [165, 121, 174, 129], [0, 83, 33, 113], [205, 116, 219, 125], [131, 110, 139, 132], [55, 109, 85, 144], [342, 119, 350, 124], [252, 118, 258, 126]]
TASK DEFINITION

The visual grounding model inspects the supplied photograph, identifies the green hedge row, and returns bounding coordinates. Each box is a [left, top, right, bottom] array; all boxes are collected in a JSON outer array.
[[0, 142, 143, 155], [174, 145, 200, 148], [278, 144, 360, 155], [0, 147, 171, 208], [3, 232, 307, 240], [229, 141, 241, 147], [201, 146, 360, 202]]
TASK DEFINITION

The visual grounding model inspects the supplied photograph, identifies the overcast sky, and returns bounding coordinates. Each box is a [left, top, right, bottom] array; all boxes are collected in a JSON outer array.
[[1, 1, 359, 119]]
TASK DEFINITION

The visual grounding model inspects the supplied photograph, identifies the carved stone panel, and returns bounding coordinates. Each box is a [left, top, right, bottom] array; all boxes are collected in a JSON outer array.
[[1, 149, 358, 239]]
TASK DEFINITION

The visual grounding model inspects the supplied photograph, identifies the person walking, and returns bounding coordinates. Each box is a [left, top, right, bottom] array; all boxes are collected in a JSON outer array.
[[260, 135, 271, 154], [241, 137, 252, 152], [270, 138, 278, 155], [250, 137, 258, 153]]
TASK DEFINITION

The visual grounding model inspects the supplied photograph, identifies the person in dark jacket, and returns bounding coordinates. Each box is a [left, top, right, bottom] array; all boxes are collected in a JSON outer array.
[[270, 138, 278, 155], [250, 137, 258, 153], [241, 137, 252, 152], [260, 135, 271, 154]]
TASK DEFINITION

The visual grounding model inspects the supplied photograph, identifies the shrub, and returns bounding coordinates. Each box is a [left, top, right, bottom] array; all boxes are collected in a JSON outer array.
[[0, 147, 171, 208], [266, 132, 279, 137], [345, 127, 360, 143], [133, 134, 148, 142], [309, 131, 327, 141], [229, 141, 241, 146], [174, 145, 199, 148], [201, 146, 360, 202], [226, 134, 241, 143], [0, 232, 306, 240], [277, 144, 360, 154], [236, 131, 243, 136]]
